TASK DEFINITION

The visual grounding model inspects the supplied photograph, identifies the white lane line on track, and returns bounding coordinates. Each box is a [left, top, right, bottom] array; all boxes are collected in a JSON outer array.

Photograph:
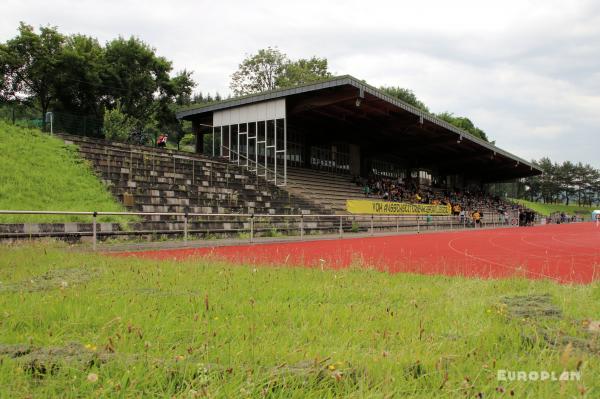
[[517, 234, 598, 273], [550, 234, 600, 251], [520, 234, 600, 259], [487, 233, 557, 260], [447, 236, 561, 282], [487, 233, 599, 259]]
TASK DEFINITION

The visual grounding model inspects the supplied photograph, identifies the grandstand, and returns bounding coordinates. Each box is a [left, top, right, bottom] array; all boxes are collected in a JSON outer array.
[[1, 76, 541, 240], [177, 75, 540, 222]]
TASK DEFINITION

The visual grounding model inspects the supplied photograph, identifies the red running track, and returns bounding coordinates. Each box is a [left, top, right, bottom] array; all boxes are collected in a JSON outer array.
[[115, 223, 600, 284]]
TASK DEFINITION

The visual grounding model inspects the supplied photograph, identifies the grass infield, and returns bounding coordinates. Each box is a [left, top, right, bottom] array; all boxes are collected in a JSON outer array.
[[0, 241, 598, 398]]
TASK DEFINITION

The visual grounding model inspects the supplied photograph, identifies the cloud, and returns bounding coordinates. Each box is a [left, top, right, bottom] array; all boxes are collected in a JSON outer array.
[[1, 0, 599, 166]]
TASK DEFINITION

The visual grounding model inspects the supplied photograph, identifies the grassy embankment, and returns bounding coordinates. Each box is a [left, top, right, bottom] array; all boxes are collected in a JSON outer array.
[[0, 242, 598, 398], [513, 198, 597, 218], [0, 121, 132, 224]]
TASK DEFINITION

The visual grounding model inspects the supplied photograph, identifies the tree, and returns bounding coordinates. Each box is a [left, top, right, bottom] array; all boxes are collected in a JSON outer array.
[[557, 161, 576, 205], [0, 23, 65, 127], [102, 37, 195, 145], [0, 46, 10, 103], [276, 57, 332, 88], [523, 173, 541, 202], [102, 36, 174, 122], [53, 34, 104, 117], [436, 112, 490, 142], [379, 86, 429, 113], [230, 47, 287, 96], [171, 70, 195, 106], [521, 158, 600, 206], [230, 48, 332, 96], [1, 23, 196, 142]]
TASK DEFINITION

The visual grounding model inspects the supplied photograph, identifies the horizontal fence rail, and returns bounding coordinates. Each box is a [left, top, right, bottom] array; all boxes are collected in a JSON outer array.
[[0, 209, 530, 250]]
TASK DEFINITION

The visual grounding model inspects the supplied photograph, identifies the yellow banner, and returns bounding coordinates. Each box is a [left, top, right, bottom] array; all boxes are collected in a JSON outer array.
[[346, 200, 451, 215]]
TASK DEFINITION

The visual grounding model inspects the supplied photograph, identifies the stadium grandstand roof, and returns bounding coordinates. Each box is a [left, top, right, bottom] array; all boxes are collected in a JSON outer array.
[[177, 75, 542, 180]]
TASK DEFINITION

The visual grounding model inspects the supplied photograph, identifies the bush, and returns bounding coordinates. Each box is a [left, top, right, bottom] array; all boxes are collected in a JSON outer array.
[[103, 106, 136, 142], [180, 133, 195, 146]]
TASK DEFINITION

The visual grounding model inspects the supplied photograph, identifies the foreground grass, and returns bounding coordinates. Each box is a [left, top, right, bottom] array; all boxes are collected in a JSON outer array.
[[0, 242, 598, 398], [0, 121, 132, 224], [513, 198, 597, 218]]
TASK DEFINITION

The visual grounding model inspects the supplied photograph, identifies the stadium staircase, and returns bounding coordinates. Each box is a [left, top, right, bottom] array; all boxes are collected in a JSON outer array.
[[285, 168, 365, 214]]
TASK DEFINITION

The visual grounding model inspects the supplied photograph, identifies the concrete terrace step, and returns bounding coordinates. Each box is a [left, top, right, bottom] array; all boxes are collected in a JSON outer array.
[[80, 155, 246, 178], [100, 178, 264, 195], [286, 174, 358, 186], [112, 194, 288, 211], [78, 151, 231, 175], [61, 134, 223, 164]]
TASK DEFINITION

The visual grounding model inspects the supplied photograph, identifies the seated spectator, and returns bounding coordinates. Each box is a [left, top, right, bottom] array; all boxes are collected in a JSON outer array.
[[452, 204, 461, 216], [157, 134, 168, 148], [472, 210, 482, 227], [363, 184, 370, 197]]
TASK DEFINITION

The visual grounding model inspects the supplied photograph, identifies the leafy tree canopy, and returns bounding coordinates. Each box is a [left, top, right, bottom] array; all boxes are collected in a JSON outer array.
[[379, 86, 429, 113], [521, 158, 600, 206], [277, 56, 332, 88], [436, 112, 489, 142], [230, 47, 332, 96], [0, 23, 65, 125], [53, 34, 104, 117], [0, 23, 195, 140]]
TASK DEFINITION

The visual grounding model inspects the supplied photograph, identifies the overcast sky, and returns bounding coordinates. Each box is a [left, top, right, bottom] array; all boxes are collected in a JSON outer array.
[[2, 0, 599, 166]]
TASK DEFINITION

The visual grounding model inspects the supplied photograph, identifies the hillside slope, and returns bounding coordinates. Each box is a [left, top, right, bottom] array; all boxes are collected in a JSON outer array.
[[513, 198, 597, 217], [0, 121, 128, 223]]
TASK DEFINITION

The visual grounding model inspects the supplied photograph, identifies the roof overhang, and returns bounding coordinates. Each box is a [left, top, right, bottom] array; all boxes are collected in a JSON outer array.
[[177, 75, 542, 179]]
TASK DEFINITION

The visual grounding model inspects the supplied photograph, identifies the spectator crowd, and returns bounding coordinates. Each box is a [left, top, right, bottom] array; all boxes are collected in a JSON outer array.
[[352, 175, 527, 226]]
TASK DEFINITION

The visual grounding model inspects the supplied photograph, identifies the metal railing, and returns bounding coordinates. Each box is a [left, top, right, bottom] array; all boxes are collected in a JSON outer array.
[[0, 210, 520, 250], [221, 144, 287, 187]]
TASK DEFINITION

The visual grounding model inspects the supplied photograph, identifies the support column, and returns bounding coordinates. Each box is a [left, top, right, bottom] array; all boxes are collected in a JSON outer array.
[[192, 119, 204, 154]]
